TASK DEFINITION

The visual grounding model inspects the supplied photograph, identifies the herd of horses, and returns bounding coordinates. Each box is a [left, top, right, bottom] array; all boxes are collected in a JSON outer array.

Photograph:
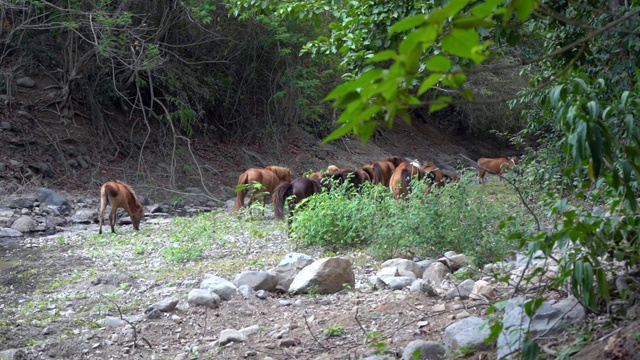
[[95, 156, 519, 233], [230, 155, 520, 221]]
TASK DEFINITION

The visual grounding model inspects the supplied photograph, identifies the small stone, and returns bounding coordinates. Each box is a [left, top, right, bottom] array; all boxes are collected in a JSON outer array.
[[145, 308, 162, 319], [278, 338, 299, 347]]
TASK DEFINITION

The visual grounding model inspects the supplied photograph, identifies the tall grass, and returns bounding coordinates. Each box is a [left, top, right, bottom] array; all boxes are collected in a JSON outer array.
[[289, 173, 531, 266]]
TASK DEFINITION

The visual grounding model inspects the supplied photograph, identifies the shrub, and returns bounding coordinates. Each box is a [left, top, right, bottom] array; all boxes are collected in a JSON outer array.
[[290, 173, 530, 266]]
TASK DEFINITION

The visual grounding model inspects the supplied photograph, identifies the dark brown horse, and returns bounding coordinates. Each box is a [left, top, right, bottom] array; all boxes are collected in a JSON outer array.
[[232, 165, 292, 213], [272, 178, 323, 220], [323, 169, 364, 190], [389, 162, 423, 199], [362, 164, 383, 185], [99, 180, 144, 234], [477, 157, 518, 184]]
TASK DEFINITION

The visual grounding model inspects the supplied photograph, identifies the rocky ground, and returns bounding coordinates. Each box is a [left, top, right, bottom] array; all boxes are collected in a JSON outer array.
[[1, 184, 633, 360]]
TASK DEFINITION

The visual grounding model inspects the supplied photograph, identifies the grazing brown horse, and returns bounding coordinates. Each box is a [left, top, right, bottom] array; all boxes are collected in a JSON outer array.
[[99, 180, 144, 234], [371, 159, 397, 186], [272, 178, 323, 220], [477, 156, 518, 184], [324, 169, 363, 190], [232, 165, 292, 213], [386, 156, 404, 167], [389, 162, 423, 199], [421, 162, 446, 188], [361, 165, 382, 185]]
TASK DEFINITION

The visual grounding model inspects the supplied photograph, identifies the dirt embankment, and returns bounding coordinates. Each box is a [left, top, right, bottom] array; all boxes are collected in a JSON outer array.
[[0, 76, 517, 203]]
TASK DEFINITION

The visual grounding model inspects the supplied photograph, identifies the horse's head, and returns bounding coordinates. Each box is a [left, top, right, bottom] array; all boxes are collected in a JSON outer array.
[[386, 156, 403, 167], [130, 203, 144, 230], [508, 156, 519, 166]]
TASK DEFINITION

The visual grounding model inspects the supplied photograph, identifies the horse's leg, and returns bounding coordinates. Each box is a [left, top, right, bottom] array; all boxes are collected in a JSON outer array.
[[262, 193, 271, 217], [109, 206, 117, 233], [98, 190, 107, 234]]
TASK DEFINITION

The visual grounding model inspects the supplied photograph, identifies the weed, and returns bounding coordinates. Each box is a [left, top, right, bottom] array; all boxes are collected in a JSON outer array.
[[323, 325, 344, 337]]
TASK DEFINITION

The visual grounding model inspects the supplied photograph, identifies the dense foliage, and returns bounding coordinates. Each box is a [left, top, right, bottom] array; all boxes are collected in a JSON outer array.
[[290, 175, 530, 266], [0, 0, 338, 146]]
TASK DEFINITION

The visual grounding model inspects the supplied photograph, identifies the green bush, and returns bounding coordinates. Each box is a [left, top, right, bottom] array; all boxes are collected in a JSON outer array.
[[290, 173, 530, 266]]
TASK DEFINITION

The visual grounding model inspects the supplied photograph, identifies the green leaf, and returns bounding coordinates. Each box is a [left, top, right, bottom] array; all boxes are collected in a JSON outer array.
[[596, 268, 610, 303], [452, 15, 495, 29], [522, 339, 541, 360], [358, 120, 378, 142], [513, 0, 537, 22], [441, 28, 485, 63], [549, 85, 564, 106], [324, 81, 358, 101], [425, 55, 451, 72], [367, 50, 398, 63], [399, 24, 438, 55], [471, 0, 502, 17], [389, 14, 427, 35], [323, 123, 355, 143], [429, 96, 452, 113], [587, 125, 603, 181], [418, 73, 443, 96], [524, 297, 543, 317], [334, 91, 361, 108], [442, 72, 467, 87], [442, 0, 473, 17]]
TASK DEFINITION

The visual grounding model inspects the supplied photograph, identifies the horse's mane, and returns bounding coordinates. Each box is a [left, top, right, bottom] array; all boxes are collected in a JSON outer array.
[[266, 165, 291, 178], [115, 180, 141, 205]]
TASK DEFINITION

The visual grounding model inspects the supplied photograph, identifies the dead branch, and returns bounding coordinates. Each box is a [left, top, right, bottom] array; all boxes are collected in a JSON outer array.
[[101, 295, 153, 349], [303, 312, 326, 349]]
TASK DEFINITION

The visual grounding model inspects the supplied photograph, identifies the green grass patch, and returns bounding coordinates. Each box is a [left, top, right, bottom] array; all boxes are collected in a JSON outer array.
[[290, 172, 532, 266]]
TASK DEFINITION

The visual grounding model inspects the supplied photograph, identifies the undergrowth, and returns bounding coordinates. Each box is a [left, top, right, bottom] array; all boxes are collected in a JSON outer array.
[[289, 172, 532, 266]]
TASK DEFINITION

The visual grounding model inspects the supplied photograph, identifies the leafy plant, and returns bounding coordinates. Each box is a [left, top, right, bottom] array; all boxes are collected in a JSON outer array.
[[322, 324, 344, 337], [291, 173, 530, 266]]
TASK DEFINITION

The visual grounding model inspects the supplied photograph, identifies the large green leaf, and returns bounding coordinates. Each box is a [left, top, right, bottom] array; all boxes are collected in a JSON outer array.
[[418, 73, 444, 96], [425, 55, 451, 72], [471, 0, 502, 17], [441, 28, 485, 63], [389, 14, 427, 35], [512, 0, 537, 22]]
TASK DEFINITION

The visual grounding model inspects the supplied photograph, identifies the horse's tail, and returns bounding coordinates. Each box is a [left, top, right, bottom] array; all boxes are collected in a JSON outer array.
[[372, 162, 385, 185], [310, 178, 323, 194], [231, 172, 249, 213], [98, 182, 118, 234], [272, 182, 293, 220], [400, 168, 413, 198]]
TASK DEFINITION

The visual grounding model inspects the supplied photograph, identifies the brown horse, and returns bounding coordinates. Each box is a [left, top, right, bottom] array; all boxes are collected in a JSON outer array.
[[232, 165, 292, 213], [389, 162, 423, 199], [477, 157, 518, 184], [99, 180, 144, 234], [323, 169, 363, 190], [371, 159, 397, 186], [386, 156, 404, 167], [421, 162, 446, 188], [361, 165, 382, 185], [272, 178, 323, 220]]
